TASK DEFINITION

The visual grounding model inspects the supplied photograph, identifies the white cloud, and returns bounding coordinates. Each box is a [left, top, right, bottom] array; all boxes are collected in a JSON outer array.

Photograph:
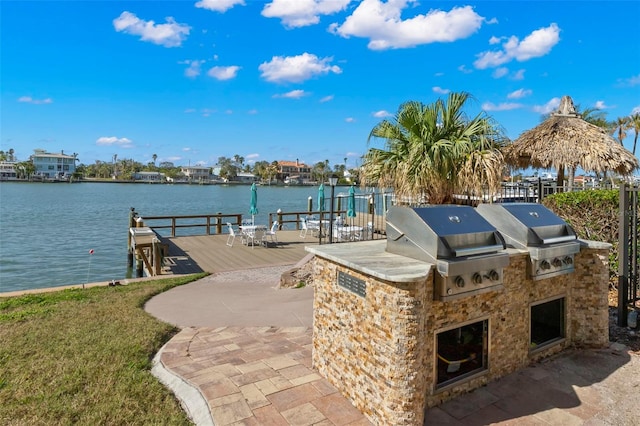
[[594, 100, 608, 109], [511, 69, 526, 80], [432, 86, 450, 94], [482, 102, 523, 111], [632, 106, 640, 115], [320, 95, 334, 103], [182, 147, 192, 152], [17, 96, 52, 104], [533, 97, 561, 114], [96, 136, 133, 147], [330, 1, 484, 50], [195, 0, 245, 13], [207, 65, 241, 80], [507, 89, 532, 99], [259, 52, 341, 83], [617, 73, 640, 87], [474, 23, 560, 69], [457, 65, 472, 74], [113, 11, 190, 47], [372, 110, 392, 118], [246, 153, 260, 160], [345, 117, 355, 123], [489, 35, 502, 45], [181, 60, 205, 78], [273, 89, 308, 99], [248, 109, 258, 114], [184, 108, 197, 113], [262, 0, 352, 28], [492, 67, 508, 78]]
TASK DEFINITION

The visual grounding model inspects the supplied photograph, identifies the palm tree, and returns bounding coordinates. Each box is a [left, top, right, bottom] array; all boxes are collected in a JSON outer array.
[[611, 116, 631, 145], [152, 153, 157, 167], [362, 92, 508, 204], [630, 112, 640, 156]]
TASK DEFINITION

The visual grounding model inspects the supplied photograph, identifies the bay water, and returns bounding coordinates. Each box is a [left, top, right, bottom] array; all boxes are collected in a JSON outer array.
[[0, 182, 337, 293]]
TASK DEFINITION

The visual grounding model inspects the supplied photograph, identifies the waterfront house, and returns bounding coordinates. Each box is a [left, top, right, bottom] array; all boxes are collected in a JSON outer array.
[[31, 149, 76, 179], [133, 171, 165, 182], [0, 161, 17, 180], [277, 160, 312, 184], [234, 172, 256, 183], [180, 166, 212, 183]]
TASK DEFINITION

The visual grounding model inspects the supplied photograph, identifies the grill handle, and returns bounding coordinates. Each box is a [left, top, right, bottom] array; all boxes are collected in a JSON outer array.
[[452, 244, 505, 257], [540, 235, 576, 245]]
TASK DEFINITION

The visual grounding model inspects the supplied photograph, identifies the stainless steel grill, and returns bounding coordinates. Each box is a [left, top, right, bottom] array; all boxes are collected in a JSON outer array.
[[386, 206, 509, 301], [476, 203, 580, 280]]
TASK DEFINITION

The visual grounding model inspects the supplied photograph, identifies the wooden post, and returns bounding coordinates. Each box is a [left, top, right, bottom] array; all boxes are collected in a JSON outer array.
[[135, 255, 143, 277], [216, 212, 222, 234], [152, 238, 162, 276]]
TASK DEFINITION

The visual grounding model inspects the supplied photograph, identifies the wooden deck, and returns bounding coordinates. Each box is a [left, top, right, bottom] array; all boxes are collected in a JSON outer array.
[[160, 230, 320, 275]]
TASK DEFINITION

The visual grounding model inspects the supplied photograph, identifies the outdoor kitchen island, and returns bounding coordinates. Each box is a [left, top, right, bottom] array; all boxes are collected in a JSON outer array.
[[306, 205, 611, 426]]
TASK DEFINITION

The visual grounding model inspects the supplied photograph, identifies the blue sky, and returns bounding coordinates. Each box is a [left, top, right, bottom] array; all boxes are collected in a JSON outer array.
[[2, 0, 639, 172]]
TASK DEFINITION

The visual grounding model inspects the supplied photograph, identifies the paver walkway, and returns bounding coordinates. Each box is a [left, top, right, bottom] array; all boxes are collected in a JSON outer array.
[[148, 267, 640, 426]]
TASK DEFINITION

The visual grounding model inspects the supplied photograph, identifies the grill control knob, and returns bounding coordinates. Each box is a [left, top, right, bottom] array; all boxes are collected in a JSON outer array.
[[563, 256, 573, 265], [552, 258, 563, 268], [454, 276, 465, 288], [488, 270, 500, 281], [472, 273, 483, 284], [540, 260, 551, 270]]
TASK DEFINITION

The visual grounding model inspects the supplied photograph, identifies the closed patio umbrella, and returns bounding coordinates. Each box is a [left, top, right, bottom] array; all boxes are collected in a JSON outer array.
[[347, 185, 356, 222], [317, 184, 325, 213], [249, 183, 258, 224]]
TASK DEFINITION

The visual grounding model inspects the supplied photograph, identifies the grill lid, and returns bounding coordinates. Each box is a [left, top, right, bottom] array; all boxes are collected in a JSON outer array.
[[386, 205, 506, 262], [476, 203, 576, 248]]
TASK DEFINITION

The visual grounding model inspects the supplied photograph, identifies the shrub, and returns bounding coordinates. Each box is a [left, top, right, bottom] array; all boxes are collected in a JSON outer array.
[[542, 189, 618, 280]]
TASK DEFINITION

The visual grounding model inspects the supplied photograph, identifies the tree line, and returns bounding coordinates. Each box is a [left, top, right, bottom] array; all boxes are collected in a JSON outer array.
[[0, 151, 358, 183]]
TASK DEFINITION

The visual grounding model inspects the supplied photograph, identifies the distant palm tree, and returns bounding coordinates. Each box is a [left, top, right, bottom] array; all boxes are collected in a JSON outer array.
[[362, 92, 508, 204], [611, 116, 631, 145], [630, 113, 640, 156], [152, 153, 157, 166]]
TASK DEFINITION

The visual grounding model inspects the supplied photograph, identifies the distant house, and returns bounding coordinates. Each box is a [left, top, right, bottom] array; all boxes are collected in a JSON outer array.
[[234, 172, 256, 183], [0, 161, 17, 180], [133, 171, 165, 182], [277, 160, 312, 184], [31, 149, 77, 178], [181, 166, 211, 182]]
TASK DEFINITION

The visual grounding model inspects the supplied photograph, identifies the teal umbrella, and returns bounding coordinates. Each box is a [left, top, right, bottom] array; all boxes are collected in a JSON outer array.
[[317, 184, 325, 212], [249, 183, 258, 224], [347, 185, 356, 220]]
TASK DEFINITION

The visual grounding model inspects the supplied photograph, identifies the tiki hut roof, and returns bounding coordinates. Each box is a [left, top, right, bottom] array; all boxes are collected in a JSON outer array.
[[503, 96, 638, 176]]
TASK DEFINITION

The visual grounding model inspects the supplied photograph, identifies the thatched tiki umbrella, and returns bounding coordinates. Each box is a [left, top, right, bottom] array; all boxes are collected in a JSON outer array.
[[503, 95, 638, 189]]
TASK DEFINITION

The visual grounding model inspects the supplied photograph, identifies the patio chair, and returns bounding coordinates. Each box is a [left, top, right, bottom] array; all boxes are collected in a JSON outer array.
[[226, 223, 237, 247], [262, 221, 279, 246], [300, 217, 309, 238], [241, 227, 258, 249]]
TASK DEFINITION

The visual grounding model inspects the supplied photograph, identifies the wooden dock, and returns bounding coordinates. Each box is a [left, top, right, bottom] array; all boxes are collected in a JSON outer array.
[[158, 230, 320, 275]]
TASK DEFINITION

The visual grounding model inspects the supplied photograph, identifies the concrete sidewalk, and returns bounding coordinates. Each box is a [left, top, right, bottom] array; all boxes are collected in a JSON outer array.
[[146, 268, 640, 426]]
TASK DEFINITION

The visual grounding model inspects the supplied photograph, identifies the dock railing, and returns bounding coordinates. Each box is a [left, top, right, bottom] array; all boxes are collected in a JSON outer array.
[[139, 213, 244, 237]]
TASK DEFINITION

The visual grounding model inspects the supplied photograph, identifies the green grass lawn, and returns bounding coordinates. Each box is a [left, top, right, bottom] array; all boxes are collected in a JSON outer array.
[[0, 274, 207, 425]]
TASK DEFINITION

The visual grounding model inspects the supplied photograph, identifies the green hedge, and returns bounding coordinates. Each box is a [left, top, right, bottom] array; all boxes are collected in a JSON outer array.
[[542, 189, 618, 280]]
